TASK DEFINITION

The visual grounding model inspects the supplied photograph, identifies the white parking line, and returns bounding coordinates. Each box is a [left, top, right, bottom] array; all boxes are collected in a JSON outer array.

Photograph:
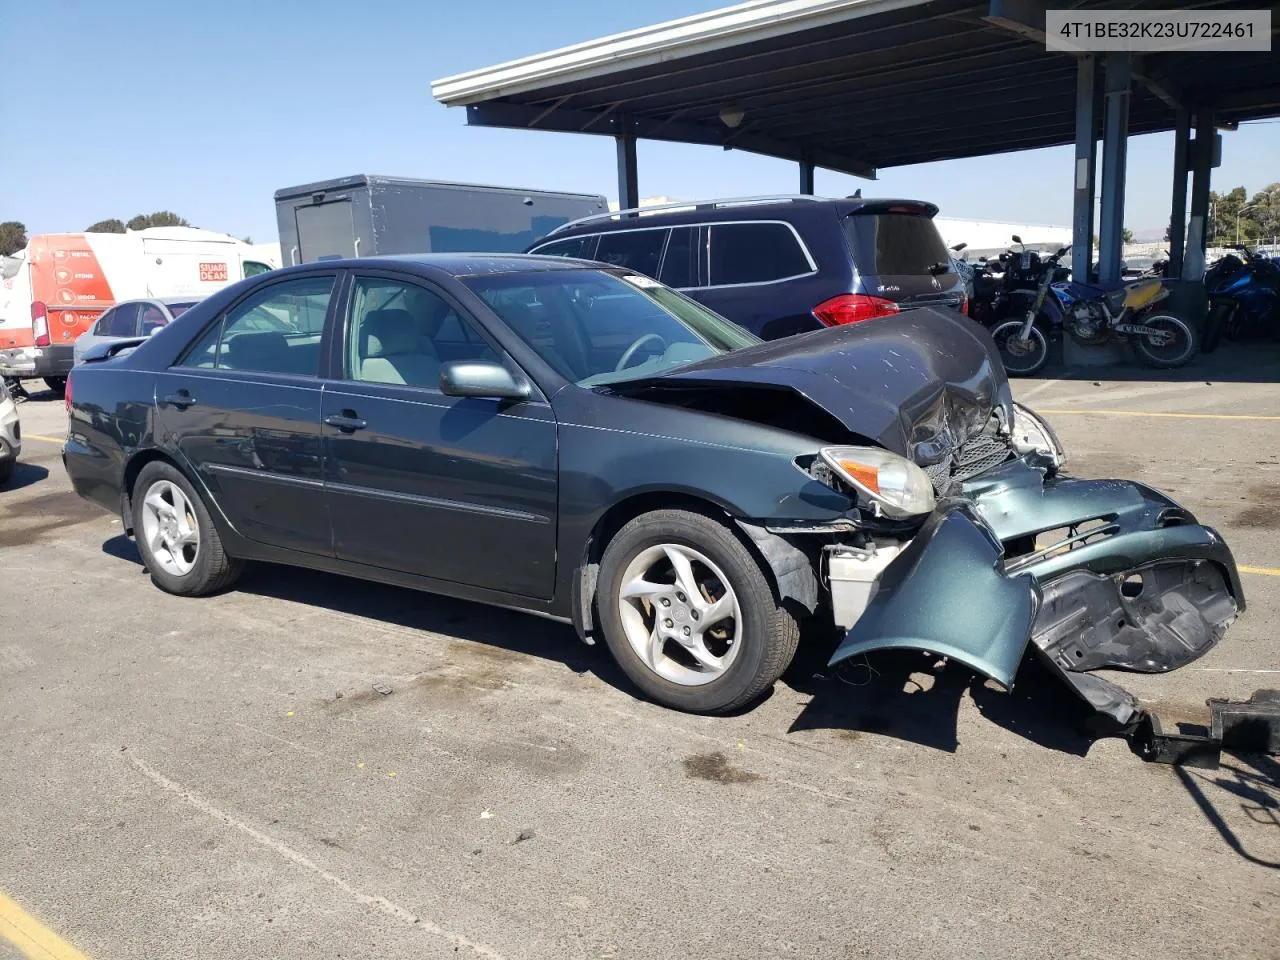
[[127, 753, 506, 960]]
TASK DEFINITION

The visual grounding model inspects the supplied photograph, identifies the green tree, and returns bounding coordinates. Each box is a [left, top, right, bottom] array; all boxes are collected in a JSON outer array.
[[241, 235, 253, 244], [85, 218, 126, 234], [0, 221, 27, 256], [1121, 227, 1134, 244], [126, 211, 190, 231], [1208, 186, 1262, 244], [1245, 182, 1280, 241]]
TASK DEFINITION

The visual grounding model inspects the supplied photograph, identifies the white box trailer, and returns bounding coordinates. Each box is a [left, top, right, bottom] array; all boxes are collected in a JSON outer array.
[[274, 174, 608, 265]]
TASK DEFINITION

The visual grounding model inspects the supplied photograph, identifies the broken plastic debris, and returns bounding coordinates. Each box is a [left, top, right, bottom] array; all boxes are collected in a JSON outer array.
[[480, 809, 495, 819], [372, 681, 393, 696], [286, 711, 295, 717], [513, 829, 535, 844]]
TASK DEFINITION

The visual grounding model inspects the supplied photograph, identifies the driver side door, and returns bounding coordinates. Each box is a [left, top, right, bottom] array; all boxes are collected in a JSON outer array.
[[321, 272, 559, 600]]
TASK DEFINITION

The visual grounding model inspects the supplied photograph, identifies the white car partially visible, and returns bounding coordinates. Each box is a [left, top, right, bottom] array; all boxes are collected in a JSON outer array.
[[0, 377, 21, 485]]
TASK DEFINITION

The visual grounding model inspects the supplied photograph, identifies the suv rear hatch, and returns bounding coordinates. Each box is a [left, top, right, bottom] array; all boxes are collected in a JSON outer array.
[[842, 202, 964, 314]]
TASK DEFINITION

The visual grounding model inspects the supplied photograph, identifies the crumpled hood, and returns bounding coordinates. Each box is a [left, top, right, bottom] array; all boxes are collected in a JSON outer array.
[[633, 306, 1013, 463]]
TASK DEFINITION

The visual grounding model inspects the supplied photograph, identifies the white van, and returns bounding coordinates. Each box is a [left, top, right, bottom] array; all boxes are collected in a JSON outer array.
[[0, 227, 279, 394]]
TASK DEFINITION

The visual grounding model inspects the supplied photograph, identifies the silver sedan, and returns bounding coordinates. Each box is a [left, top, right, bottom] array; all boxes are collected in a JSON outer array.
[[73, 297, 200, 365]]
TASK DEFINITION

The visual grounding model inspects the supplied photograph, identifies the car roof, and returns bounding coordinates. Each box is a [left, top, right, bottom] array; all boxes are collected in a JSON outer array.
[[112, 296, 201, 307], [267, 253, 607, 279], [537, 196, 940, 239]]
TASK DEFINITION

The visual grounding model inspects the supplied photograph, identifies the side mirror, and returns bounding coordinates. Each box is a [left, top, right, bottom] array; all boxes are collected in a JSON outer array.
[[145, 325, 164, 337], [951, 242, 967, 252], [1011, 234, 1022, 244], [1056, 247, 1069, 257], [439, 360, 531, 401]]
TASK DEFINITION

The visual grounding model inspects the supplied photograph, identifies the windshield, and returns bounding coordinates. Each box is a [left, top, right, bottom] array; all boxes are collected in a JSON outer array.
[[463, 268, 759, 387]]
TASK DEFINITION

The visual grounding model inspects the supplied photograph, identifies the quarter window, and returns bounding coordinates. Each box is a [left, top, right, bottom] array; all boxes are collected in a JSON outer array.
[[594, 230, 666, 278], [531, 235, 598, 259], [180, 275, 334, 374], [707, 223, 812, 286], [346, 278, 500, 389]]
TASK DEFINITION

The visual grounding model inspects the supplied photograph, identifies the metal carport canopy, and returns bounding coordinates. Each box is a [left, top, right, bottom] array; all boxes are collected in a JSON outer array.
[[431, 0, 1280, 182]]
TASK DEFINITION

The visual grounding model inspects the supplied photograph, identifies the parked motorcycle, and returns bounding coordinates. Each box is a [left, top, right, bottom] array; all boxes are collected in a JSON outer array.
[[990, 237, 1198, 375], [1201, 244, 1280, 352]]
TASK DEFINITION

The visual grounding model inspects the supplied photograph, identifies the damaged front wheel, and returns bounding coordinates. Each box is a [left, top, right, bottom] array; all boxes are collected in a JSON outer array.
[[597, 508, 800, 714]]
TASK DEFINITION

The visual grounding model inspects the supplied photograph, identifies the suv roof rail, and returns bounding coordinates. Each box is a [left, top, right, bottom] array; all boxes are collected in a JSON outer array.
[[544, 194, 829, 237]]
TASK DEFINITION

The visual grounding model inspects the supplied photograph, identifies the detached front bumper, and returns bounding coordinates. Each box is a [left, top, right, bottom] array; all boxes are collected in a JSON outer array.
[[830, 458, 1244, 728]]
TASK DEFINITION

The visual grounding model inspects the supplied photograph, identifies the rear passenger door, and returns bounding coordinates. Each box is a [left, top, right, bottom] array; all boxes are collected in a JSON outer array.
[[154, 273, 337, 556], [321, 273, 558, 600]]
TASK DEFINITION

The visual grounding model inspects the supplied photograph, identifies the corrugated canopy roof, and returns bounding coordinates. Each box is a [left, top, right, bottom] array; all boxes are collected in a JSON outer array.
[[432, 0, 1280, 179]]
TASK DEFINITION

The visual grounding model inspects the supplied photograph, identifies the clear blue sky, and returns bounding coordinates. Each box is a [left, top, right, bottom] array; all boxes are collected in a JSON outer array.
[[3, 0, 1277, 242]]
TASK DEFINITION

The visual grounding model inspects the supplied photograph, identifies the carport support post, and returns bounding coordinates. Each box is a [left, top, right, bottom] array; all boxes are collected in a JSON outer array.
[[799, 157, 815, 195], [1071, 55, 1098, 283], [1183, 110, 1215, 281], [615, 130, 639, 216], [1097, 52, 1130, 284], [1168, 109, 1190, 277]]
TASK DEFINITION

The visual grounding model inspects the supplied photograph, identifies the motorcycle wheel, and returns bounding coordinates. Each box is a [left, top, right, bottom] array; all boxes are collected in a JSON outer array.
[[1132, 313, 1198, 369], [989, 321, 1050, 377], [1202, 300, 1232, 354]]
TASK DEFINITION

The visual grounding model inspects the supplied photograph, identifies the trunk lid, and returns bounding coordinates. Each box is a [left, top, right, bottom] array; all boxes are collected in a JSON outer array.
[[843, 204, 965, 312]]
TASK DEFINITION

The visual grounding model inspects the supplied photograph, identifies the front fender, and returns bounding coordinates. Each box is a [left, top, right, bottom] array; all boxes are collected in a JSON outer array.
[[829, 506, 1038, 689]]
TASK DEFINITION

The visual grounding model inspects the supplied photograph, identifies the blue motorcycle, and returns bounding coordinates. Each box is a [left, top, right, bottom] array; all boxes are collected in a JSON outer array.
[[1202, 245, 1280, 353], [991, 239, 1198, 374]]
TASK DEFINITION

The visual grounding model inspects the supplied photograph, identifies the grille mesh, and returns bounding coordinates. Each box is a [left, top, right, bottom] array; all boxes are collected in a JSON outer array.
[[923, 433, 1014, 492]]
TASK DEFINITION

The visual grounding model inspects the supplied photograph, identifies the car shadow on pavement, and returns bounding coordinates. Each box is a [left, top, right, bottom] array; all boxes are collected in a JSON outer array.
[[2, 461, 49, 492], [101, 534, 632, 694], [784, 629, 1098, 756]]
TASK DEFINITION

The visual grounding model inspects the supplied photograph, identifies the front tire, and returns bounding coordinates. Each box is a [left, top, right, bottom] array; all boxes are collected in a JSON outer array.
[[1132, 312, 1198, 368], [990, 320, 1050, 377], [132, 461, 243, 596], [597, 508, 800, 714]]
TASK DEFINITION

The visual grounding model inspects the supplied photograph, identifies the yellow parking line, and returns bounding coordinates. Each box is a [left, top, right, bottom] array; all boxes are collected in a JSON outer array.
[[1039, 409, 1280, 421], [1239, 565, 1280, 577], [23, 434, 64, 444], [0, 890, 89, 960]]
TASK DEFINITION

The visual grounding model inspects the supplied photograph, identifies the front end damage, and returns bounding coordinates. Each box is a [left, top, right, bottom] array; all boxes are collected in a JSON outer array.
[[795, 448, 1253, 758]]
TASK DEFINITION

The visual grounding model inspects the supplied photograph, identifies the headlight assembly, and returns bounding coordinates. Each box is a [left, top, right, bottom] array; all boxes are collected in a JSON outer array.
[[1010, 402, 1067, 468], [818, 445, 936, 519]]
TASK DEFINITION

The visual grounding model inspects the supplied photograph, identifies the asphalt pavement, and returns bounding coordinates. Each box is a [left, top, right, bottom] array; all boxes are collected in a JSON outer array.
[[1, 349, 1278, 960]]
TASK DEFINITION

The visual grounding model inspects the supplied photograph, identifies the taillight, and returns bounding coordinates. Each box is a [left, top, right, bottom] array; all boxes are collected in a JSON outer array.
[[65, 371, 74, 413], [813, 294, 900, 327], [960, 294, 969, 316], [32, 301, 50, 347]]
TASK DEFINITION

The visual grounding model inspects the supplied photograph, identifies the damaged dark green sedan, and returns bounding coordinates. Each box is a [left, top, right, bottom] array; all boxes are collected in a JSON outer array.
[[62, 256, 1243, 737]]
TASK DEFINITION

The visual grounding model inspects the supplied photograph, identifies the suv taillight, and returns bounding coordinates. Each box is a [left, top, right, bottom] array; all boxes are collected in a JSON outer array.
[[813, 294, 900, 327], [65, 370, 74, 413], [32, 301, 50, 347], [960, 294, 969, 316]]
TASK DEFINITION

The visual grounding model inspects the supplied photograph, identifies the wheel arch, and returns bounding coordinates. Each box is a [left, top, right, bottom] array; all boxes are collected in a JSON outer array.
[[570, 488, 806, 645], [120, 447, 232, 540]]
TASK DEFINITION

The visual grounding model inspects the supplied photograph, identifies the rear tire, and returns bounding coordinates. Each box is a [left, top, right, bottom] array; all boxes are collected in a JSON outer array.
[[43, 376, 67, 398], [1132, 312, 1198, 369], [597, 508, 800, 714], [131, 461, 243, 596], [990, 320, 1050, 377]]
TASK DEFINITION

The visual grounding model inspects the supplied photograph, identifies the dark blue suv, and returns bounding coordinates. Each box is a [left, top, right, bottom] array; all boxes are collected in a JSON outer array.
[[524, 195, 965, 341]]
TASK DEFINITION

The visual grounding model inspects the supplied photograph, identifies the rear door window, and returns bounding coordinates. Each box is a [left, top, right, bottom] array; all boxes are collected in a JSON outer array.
[[707, 223, 812, 285], [594, 230, 666, 278], [105, 304, 140, 337], [180, 275, 335, 374], [846, 213, 949, 276], [531, 235, 599, 260]]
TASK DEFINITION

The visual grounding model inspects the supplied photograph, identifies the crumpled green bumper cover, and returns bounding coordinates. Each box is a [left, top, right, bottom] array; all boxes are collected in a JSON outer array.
[[829, 459, 1244, 710]]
